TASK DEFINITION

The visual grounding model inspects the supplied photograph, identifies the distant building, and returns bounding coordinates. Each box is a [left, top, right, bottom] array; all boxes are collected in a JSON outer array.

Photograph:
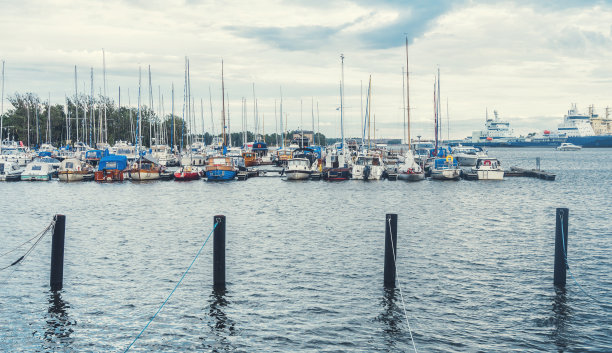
[[291, 130, 314, 146]]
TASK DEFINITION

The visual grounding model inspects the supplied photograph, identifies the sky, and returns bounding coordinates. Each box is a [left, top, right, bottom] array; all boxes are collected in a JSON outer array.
[[1, 0, 611, 140]]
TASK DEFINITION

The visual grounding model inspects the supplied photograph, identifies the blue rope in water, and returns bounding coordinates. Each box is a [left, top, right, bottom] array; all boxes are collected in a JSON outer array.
[[559, 214, 602, 304], [124, 221, 219, 352]]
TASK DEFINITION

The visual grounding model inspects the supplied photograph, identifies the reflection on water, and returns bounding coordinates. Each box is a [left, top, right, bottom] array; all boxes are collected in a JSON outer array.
[[43, 291, 75, 352], [551, 287, 572, 352], [377, 288, 403, 351], [203, 288, 237, 352]]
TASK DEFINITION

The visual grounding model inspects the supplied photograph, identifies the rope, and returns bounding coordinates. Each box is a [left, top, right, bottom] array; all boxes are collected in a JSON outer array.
[[124, 221, 220, 353], [388, 217, 418, 353], [0, 220, 55, 272], [558, 212, 603, 304]]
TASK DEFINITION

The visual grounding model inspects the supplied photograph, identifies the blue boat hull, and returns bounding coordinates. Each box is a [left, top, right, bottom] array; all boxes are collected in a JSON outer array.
[[567, 135, 612, 148], [206, 170, 237, 181]]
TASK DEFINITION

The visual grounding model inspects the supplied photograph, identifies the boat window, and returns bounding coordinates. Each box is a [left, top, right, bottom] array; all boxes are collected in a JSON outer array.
[[65, 162, 74, 169], [32, 165, 42, 171], [0, 164, 4, 172], [106, 162, 117, 169]]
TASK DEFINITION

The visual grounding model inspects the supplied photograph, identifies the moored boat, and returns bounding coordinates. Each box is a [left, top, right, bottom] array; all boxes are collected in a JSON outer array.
[[129, 155, 164, 181], [397, 152, 425, 181], [94, 155, 129, 182], [21, 161, 54, 181], [430, 156, 461, 180], [0, 161, 22, 181], [174, 165, 203, 181], [58, 158, 93, 182], [472, 157, 504, 180], [205, 156, 237, 181]]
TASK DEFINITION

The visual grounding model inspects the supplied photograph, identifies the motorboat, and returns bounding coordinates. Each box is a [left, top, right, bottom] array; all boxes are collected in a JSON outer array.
[[0, 161, 22, 181], [21, 161, 54, 181], [95, 155, 129, 182], [174, 165, 203, 181], [129, 155, 164, 181], [205, 156, 237, 181], [58, 158, 93, 182], [472, 157, 504, 180], [556, 142, 582, 151], [451, 145, 487, 166], [351, 152, 385, 180], [430, 156, 461, 180]]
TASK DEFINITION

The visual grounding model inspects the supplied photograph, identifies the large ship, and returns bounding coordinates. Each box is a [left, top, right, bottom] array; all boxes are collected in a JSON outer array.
[[470, 110, 516, 146], [560, 104, 612, 147]]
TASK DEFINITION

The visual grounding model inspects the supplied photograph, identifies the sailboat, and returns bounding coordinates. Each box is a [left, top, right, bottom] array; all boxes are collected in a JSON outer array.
[[429, 68, 461, 181], [323, 54, 351, 181], [397, 36, 425, 181], [205, 60, 237, 181]]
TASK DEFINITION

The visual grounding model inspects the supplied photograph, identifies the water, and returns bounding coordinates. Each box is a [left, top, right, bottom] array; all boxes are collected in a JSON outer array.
[[1, 148, 611, 352]]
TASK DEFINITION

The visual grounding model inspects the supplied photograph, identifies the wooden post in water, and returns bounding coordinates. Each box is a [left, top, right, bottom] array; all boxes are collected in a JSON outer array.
[[50, 214, 66, 291], [213, 215, 226, 290], [384, 214, 398, 288], [554, 208, 569, 288], [536, 157, 541, 170]]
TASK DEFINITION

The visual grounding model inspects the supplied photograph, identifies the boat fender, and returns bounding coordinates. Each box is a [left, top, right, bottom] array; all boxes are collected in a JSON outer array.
[[483, 160, 491, 166]]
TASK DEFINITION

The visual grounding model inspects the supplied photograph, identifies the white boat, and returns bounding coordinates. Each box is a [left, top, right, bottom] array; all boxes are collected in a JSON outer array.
[[58, 158, 93, 182], [21, 162, 54, 181], [556, 142, 582, 151], [351, 152, 385, 180], [0, 161, 22, 181], [430, 156, 461, 180], [470, 110, 516, 144], [452, 145, 487, 166], [286, 158, 313, 180], [472, 157, 504, 180], [129, 155, 164, 181], [396, 152, 424, 181]]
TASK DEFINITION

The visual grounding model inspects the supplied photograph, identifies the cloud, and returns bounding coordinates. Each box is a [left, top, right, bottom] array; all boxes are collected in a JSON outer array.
[[226, 24, 349, 51]]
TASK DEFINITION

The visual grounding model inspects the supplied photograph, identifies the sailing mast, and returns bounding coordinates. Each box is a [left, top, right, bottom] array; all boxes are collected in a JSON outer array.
[[171, 83, 174, 152], [221, 60, 226, 147], [1, 60, 4, 149], [340, 54, 345, 162], [136, 66, 141, 155], [280, 87, 284, 149], [103, 49, 108, 144], [47, 93, 51, 144], [405, 36, 411, 151], [74, 66, 79, 143]]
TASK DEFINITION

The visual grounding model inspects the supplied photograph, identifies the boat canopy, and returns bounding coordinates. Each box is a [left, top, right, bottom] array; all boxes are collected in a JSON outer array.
[[252, 142, 267, 151], [98, 155, 128, 170], [434, 157, 458, 169], [86, 150, 104, 159]]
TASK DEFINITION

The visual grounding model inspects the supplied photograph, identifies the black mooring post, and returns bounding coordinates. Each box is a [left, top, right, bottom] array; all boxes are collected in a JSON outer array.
[[554, 208, 569, 288], [50, 214, 66, 291], [213, 215, 226, 290], [384, 213, 398, 288]]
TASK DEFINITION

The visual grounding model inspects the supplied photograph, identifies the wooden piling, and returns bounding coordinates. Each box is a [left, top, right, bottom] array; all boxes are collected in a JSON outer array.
[[384, 214, 398, 288], [50, 214, 66, 291], [213, 215, 226, 290], [554, 208, 569, 287]]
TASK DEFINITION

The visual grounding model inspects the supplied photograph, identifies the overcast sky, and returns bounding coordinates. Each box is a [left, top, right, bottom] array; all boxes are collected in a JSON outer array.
[[1, 0, 611, 140]]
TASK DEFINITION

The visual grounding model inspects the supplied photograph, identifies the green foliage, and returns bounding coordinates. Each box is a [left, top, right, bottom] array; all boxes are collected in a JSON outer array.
[[0, 92, 326, 149]]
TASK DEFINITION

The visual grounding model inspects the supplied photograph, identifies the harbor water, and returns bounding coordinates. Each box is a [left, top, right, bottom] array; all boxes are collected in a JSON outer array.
[[1, 148, 611, 352]]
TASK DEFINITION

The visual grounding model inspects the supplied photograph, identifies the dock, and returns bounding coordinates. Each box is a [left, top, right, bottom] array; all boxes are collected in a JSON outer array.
[[461, 168, 556, 180]]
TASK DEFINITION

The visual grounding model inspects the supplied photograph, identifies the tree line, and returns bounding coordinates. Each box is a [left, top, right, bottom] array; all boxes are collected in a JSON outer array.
[[0, 92, 326, 150]]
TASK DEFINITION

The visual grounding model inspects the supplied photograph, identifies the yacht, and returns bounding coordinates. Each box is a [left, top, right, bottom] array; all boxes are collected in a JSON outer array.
[[0, 161, 22, 181], [21, 161, 54, 181], [430, 156, 461, 180], [451, 145, 487, 166], [472, 157, 504, 180], [396, 152, 425, 181], [58, 158, 93, 182], [556, 142, 582, 151], [351, 152, 385, 180]]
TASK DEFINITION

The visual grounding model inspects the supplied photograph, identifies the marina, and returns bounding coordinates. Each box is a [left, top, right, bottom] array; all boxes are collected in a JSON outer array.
[[0, 147, 610, 352]]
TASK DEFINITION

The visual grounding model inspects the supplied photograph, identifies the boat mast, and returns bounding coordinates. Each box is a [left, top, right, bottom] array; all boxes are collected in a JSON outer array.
[[275, 99, 278, 146], [208, 86, 215, 141], [433, 75, 438, 154], [340, 54, 345, 162], [280, 87, 284, 149], [1, 60, 4, 149], [136, 66, 141, 155], [367, 76, 372, 149], [90, 67, 94, 146], [74, 66, 79, 143], [103, 48, 108, 144], [317, 101, 321, 146], [171, 83, 174, 152], [47, 93, 51, 144], [405, 36, 411, 151], [221, 60, 226, 147]]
